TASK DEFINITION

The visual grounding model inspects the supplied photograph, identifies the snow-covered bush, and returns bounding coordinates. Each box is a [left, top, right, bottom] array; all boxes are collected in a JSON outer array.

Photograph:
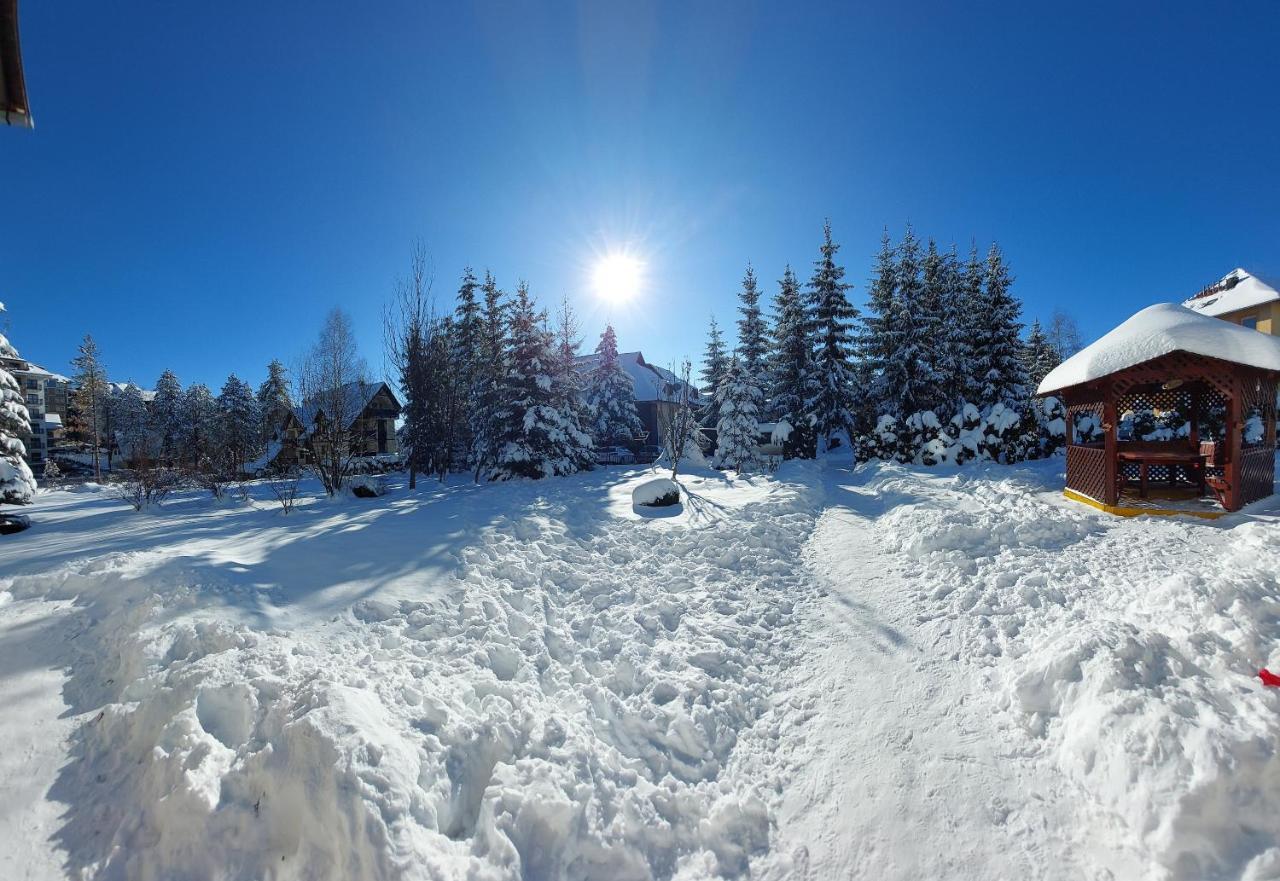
[[348, 474, 388, 498], [632, 477, 679, 508], [858, 400, 1059, 467]]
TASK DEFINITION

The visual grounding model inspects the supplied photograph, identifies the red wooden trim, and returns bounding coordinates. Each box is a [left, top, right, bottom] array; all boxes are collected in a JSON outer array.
[[1103, 391, 1118, 506]]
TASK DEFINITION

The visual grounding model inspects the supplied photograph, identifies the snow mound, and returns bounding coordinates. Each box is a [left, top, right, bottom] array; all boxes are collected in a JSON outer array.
[[1038, 302, 1280, 394], [632, 477, 680, 508]]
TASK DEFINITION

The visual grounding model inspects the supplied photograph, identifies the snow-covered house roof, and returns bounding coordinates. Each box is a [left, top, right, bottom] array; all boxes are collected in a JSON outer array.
[[296, 381, 400, 431], [1181, 268, 1279, 318], [573, 351, 702, 404], [1038, 302, 1280, 395]]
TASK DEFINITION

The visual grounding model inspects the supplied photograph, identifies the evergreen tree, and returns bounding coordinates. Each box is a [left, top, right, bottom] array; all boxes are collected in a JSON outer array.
[[451, 266, 483, 459], [874, 224, 934, 418], [551, 297, 596, 458], [914, 239, 953, 419], [736, 263, 769, 378], [490, 282, 593, 480], [256, 360, 293, 442], [805, 220, 859, 452], [111, 384, 152, 465], [216, 374, 261, 475], [470, 271, 508, 480], [768, 265, 816, 457], [713, 357, 764, 472], [1022, 318, 1060, 392], [0, 306, 36, 506], [586, 324, 643, 444], [857, 229, 900, 420], [70, 334, 108, 479], [956, 243, 988, 407], [180, 383, 218, 471], [150, 369, 184, 462], [699, 315, 730, 427], [937, 245, 972, 415], [974, 243, 1028, 410]]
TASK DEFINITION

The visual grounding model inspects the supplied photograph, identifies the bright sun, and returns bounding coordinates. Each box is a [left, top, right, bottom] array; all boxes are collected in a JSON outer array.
[[592, 254, 642, 304]]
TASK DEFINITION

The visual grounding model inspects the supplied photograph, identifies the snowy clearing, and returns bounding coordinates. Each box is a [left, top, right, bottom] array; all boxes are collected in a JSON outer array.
[[1, 458, 1278, 880]]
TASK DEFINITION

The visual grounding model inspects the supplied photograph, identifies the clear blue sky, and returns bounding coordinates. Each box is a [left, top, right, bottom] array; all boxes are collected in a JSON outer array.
[[3, 1, 1277, 390]]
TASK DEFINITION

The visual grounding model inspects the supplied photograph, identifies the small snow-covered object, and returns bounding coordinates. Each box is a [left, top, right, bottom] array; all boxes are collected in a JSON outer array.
[[1260, 668, 1280, 688], [632, 477, 679, 508], [347, 475, 387, 498]]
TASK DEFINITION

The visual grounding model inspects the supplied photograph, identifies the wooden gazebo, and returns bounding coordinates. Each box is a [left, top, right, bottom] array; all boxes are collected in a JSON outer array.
[[1039, 303, 1280, 516]]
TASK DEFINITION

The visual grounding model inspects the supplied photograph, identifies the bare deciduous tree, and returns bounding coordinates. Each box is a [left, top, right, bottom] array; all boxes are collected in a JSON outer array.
[[657, 359, 704, 479], [267, 466, 302, 514], [297, 308, 369, 496]]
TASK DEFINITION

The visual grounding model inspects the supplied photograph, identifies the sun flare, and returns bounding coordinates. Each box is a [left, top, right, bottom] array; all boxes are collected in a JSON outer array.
[[592, 253, 643, 304]]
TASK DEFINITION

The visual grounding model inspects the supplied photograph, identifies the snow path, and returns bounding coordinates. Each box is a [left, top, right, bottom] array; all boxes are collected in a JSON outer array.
[[0, 595, 78, 880], [763, 470, 1078, 880]]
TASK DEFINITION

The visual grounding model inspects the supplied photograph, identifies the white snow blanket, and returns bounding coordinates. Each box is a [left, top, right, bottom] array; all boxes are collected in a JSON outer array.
[[1039, 302, 1280, 394], [2, 457, 1279, 880]]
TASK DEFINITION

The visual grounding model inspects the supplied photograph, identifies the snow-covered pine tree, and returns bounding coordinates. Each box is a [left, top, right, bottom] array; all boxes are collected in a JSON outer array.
[[216, 374, 261, 476], [956, 243, 988, 408], [551, 297, 596, 462], [857, 229, 899, 421], [111, 384, 152, 465], [974, 243, 1028, 411], [1022, 318, 1060, 392], [916, 239, 953, 419], [150, 369, 184, 462], [736, 263, 769, 379], [586, 324, 642, 444], [256, 360, 293, 443], [713, 357, 764, 472], [490, 282, 593, 480], [386, 248, 438, 486], [180, 383, 218, 471], [698, 315, 730, 428], [874, 225, 934, 418], [805, 220, 859, 452], [768, 264, 816, 457], [937, 245, 972, 415], [470, 271, 508, 481], [451, 266, 483, 461], [71, 334, 108, 479], [0, 306, 36, 507]]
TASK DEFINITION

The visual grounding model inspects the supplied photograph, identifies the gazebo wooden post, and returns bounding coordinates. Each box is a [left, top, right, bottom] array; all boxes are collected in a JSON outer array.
[[1188, 385, 1200, 449], [1224, 376, 1242, 512], [1103, 386, 1118, 505]]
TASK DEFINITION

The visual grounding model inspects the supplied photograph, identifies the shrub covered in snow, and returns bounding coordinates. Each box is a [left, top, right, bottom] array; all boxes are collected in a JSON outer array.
[[857, 399, 1064, 467], [347, 474, 388, 498], [632, 477, 680, 508]]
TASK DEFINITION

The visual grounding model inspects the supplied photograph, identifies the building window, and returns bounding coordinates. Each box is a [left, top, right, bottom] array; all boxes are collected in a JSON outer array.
[[25, 378, 39, 389], [1242, 316, 1258, 330], [26, 393, 39, 405]]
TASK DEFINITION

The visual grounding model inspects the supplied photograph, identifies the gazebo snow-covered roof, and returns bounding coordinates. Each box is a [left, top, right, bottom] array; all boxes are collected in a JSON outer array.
[[1038, 303, 1280, 395], [1039, 303, 1280, 516]]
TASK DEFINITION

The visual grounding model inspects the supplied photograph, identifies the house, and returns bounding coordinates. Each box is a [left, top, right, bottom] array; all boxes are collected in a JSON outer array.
[[1182, 268, 1279, 335], [573, 350, 703, 446], [295, 381, 401, 461], [0, 348, 68, 467]]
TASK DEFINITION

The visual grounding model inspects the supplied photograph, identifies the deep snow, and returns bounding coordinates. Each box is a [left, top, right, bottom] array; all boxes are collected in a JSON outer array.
[[1, 456, 1278, 880]]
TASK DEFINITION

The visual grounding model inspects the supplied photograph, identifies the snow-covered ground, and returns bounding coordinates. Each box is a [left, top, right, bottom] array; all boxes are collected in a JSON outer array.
[[1, 457, 1278, 880]]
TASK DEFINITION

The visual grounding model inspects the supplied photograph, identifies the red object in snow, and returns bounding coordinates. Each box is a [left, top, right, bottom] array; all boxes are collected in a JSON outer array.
[[1260, 669, 1280, 688]]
